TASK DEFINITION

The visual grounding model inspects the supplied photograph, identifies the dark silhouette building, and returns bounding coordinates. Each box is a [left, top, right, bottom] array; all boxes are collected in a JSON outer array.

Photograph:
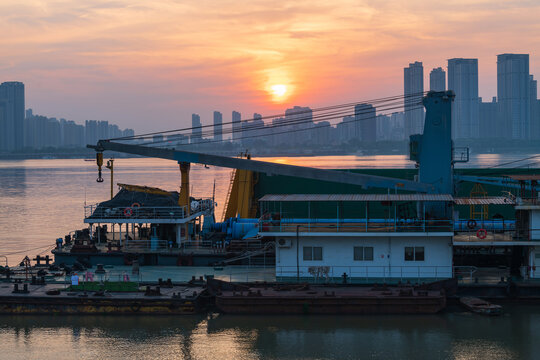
[[0, 81, 25, 151]]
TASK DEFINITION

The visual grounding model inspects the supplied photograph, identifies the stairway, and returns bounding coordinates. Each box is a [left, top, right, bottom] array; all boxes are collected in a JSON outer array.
[[221, 168, 237, 222]]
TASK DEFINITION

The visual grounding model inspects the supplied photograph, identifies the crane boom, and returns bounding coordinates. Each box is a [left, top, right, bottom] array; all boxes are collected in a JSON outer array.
[[88, 140, 434, 192]]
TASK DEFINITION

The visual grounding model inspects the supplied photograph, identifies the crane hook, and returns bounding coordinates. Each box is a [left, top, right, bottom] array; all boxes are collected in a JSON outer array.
[[96, 152, 104, 183]]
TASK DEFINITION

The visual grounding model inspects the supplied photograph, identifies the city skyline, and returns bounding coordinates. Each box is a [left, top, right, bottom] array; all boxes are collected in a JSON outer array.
[[2, 49, 540, 151], [1, 1, 540, 132]]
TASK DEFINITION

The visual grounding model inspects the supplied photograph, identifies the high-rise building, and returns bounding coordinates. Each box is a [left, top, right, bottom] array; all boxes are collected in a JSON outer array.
[[389, 112, 405, 141], [355, 103, 376, 142], [497, 54, 530, 139], [191, 114, 202, 143], [85, 120, 98, 146], [241, 113, 264, 145], [232, 111, 241, 141], [0, 81, 25, 151], [270, 117, 286, 146], [337, 115, 355, 144], [430, 67, 446, 91], [25, 113, 128, 149], [530, 75, 540, 140], [122, 129, 135, 138], [313, 121, 331, 145], [404, 62, 424, 137], [376, 114, 391, 141], [285, 106, 313, 144], [448, 58, 480, 139], [61, 119, 85, 147], [213, 111, 223, 141], [479, 97, 498, 139], [97, 120, 109, 141]]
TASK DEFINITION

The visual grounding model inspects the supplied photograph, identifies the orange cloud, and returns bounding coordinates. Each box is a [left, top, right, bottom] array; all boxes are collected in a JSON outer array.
[[0, 0, 539, 131]]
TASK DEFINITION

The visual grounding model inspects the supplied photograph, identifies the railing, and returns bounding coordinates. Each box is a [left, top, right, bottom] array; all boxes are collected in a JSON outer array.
[[228, 239, 263, 251], [85, 204, 186, 220], [452, 146, 469, 163], [124, 239, 169, 251], [453, 266, 477, 281], [85, 199, 214, 220], [517, 197, 540, 205], [275, 265, 454, 283], [180, 240, 214, 250], [260, 219, 454, 233], [454, 228, 540, 242]]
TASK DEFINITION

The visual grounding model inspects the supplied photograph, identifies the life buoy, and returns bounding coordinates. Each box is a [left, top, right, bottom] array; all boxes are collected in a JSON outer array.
[[124, 207, 133, 217], [476, 228, 487, 239], [467, 219, 477, 229], [131, 202, 141, 208]]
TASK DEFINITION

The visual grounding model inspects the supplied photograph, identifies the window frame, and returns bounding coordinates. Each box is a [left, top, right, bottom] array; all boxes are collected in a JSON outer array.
[[303, 246, 323, 261], [354, 246, 374, 261], [404, 246, 425, 262]]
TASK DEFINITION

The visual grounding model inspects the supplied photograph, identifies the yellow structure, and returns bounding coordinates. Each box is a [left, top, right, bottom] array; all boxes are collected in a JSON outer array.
[[178, 162, 190, 215], [96, 152, 104, 183], [222, 154, 258, 221], [105, 159, 114, 199], [469, 183, 489, 219]]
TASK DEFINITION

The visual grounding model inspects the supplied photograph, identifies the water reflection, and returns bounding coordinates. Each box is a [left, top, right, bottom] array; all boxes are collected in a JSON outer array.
[[1, 306, 539, 359], [0, 167, 26, 196]]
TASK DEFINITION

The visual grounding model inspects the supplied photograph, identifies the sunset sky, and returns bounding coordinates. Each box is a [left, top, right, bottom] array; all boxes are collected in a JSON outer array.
[[1, 0, 540, 133]]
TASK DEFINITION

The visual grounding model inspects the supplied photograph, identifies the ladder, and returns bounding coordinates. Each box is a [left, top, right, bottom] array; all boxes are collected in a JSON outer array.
[[221, 168, 237, 222]]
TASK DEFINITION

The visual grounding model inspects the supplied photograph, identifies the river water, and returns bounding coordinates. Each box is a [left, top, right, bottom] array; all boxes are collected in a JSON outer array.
[[1, 154, 540, 359], [0, 306, 539, 360]]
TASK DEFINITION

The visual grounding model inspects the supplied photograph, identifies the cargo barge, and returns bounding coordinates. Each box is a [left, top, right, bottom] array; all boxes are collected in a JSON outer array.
[[0, 282, 206, 314], [42, 91, 540, 304], [213, 284, 446, 314]]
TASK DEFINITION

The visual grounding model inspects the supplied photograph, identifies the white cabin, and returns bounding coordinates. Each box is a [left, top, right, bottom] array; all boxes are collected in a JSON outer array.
[[259, 194, 455, 283]]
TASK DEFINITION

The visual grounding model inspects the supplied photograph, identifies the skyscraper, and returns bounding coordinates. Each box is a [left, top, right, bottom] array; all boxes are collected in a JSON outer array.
[[430, 67, 446, 91], [404, 62, 424, 137], [530, 75, 539, 140], [191, 114, 202, 143], [85, 120, 98, 146], [0, 81, 25, 151], [232, 111, 241, 142], [97, 120, 109, 141], [479, 97, 498, 139], [497, 54, 530, 139], [213, 111, 223, 141], [285, 106, 313, 144], [355, 103, 376, 142], [337, 115, 355, 143], [242, 113, 265, 146], [447, 58, 479, 139]]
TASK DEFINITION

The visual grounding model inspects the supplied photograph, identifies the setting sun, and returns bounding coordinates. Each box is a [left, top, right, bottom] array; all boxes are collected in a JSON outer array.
[[271, 84, 287, 97]]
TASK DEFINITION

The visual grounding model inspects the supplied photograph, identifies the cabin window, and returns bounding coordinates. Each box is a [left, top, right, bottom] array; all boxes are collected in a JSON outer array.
[[405, 246, 424, 261], [415, 247, 425, 261], [303, 246, 323, 261], [354, 246, 374, 261]]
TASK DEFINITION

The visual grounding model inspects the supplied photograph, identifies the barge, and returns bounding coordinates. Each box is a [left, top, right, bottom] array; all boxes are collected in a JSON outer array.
[[47, 91, 540, 294], [0, 282, 206, 314], [213, 284, 446, 314]]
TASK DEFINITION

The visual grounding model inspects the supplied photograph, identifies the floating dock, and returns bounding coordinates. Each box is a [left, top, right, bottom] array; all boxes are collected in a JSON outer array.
[[0, 282, 206, 314], [210, 281, 447, 314]]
